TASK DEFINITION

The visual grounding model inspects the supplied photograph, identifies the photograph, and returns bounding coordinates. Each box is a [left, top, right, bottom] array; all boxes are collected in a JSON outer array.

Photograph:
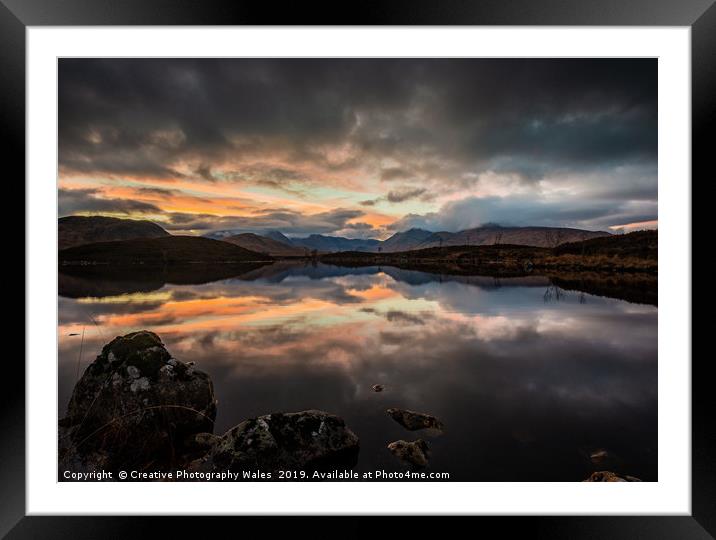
[[56, 58, 658, 483]]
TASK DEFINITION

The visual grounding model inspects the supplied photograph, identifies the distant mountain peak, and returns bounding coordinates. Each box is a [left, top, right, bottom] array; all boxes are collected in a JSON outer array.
[[381, 228, 436, 252], [222, 232, 306, 257], [263, 230, 294, 244]]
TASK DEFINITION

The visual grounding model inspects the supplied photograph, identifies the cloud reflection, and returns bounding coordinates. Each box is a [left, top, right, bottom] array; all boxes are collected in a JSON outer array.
[[59, 264, 657, 480]]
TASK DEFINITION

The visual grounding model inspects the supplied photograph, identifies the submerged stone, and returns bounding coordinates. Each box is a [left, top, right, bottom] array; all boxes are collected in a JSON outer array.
[[581, 447, 621, 469], [387, 408, 444, 432], [589, 449, 611, 463], [372, 384, 385, 392], [189, 410, 359, 475], [388, 439, 430, 468]]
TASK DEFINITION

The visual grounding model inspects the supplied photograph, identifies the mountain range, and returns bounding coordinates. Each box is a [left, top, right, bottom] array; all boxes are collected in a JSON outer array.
[[207, 225, 610, 255], [207, 229, 381, 253], [59, 216, 612, 257]]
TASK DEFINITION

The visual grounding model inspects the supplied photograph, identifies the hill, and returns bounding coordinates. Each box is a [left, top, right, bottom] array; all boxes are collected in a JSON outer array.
[[388, 225, 611, 251], [59, 215, 169, 250], [59, 236, 273, 266], [222, 233, 306, 257], [321, 230, 657, 274], [554, 229, 657, 259]]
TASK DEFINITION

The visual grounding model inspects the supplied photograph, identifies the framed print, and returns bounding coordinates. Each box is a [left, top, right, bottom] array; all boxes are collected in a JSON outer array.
[[5, 0, 709, 537]]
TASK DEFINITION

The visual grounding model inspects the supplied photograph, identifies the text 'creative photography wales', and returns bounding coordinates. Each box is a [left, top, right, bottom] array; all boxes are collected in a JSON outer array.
[[58, 58, 657, 482]]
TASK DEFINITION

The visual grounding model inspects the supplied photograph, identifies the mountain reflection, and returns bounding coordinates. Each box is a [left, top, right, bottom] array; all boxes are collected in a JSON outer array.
[[59, 262, 657, 481]]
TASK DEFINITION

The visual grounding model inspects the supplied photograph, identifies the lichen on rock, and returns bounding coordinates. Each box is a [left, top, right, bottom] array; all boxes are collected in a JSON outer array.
[[189, 410, 360, 475], [59, 331, 217, 474]]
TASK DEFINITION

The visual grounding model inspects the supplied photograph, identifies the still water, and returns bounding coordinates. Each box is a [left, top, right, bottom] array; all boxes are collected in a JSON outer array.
[[58, 262, 657, 481]]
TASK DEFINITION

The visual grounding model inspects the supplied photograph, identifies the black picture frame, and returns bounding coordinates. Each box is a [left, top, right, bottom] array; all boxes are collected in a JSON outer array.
[[4, 1, 708, 537]]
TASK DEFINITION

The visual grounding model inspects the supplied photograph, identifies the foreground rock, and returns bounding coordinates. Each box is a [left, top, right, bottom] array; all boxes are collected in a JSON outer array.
[[59, 331, 217, 474], [388, 439, 430, 468], [387, 408, 444, 432], [189, 410, 359, 475], [583, 471, 642, 482]]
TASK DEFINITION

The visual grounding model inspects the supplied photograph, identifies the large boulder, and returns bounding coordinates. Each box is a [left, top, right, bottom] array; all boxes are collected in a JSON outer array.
[[189, 410, 359, 475], [59, 331, 216, 473]]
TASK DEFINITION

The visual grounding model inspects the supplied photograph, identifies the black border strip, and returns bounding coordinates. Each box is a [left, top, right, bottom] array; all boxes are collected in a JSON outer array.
[[5, 0, 711, 537], [1, 0, 26, 538], [691, 1, 715, 537], [1, 0, 714, 26]]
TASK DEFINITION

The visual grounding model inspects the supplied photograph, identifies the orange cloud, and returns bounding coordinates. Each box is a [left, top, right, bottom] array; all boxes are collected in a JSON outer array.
[[609, 220, 658, 232]]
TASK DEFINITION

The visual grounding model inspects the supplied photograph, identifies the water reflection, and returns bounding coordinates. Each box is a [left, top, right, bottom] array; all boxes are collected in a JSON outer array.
[[59, 262, 657, 481]]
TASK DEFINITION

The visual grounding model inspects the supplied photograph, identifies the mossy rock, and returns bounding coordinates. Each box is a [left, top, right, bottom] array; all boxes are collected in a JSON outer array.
[[93, 331, 170, 378], [60, 331, 217, 474], [189, 410, 359, 475]]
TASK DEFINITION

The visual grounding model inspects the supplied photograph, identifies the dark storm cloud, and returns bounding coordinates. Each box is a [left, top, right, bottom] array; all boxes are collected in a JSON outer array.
[[58, 188, 162, 216], [59, 58, 657, 182], [162, 207, 365, 234], [135, 186, 179, 196], [384, 310, 429, 325], [225, 164, 305, 183], [386, 188, 428, 203], [389, 195, 658, 232], [341, 222, 374, 231], [222, 163, 309, 196], [380, 167, 413, 182], [194, 163, 215, 182], [360, 187, 431, 207]]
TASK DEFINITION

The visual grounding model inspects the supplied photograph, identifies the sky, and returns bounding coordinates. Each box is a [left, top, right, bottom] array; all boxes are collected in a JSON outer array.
[[58, 58, 657, 238]]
